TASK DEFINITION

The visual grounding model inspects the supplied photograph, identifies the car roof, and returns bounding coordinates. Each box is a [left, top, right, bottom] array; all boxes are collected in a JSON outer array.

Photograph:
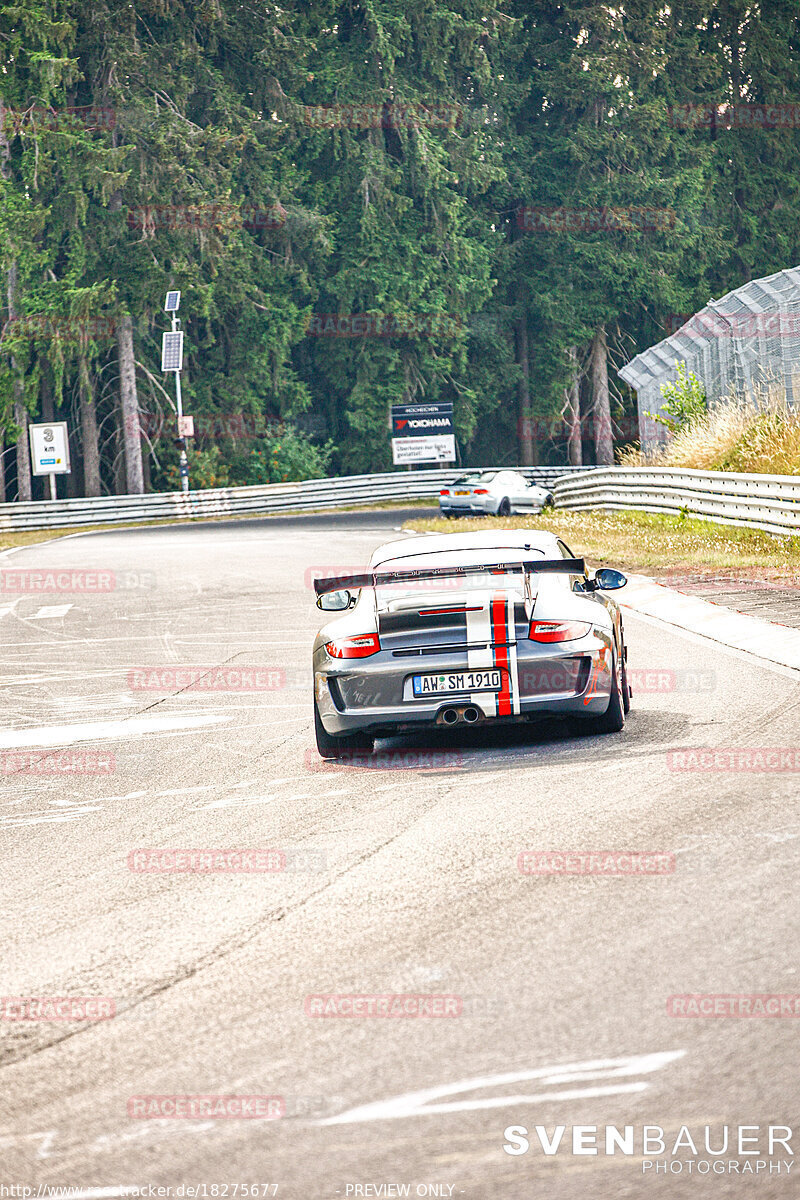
[[370, 529, 561, 568]]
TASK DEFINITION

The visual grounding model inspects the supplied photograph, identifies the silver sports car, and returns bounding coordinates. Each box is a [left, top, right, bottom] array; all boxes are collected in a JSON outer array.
[[438, 470, 555, 518], [312, 529, 630, 757]]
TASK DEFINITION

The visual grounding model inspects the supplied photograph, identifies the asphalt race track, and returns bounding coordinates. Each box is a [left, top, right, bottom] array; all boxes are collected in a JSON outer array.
[[1, 509, 799, 1197]]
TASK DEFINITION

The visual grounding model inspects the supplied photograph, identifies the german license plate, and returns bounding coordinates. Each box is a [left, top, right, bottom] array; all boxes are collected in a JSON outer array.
[[412, 670, 502, 697]]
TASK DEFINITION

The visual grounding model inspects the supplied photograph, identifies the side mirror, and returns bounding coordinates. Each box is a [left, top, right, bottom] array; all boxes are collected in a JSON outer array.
[[317, 589, 353, 612], [591, 568, 627, 591]]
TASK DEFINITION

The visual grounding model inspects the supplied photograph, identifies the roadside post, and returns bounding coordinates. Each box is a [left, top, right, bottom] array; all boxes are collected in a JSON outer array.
[[29, 421, 71, 500], [162, 290, 190, 493]]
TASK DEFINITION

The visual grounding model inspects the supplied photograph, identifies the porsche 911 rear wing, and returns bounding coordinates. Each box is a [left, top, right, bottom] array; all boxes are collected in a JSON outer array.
[[313, 558, 586, 597]]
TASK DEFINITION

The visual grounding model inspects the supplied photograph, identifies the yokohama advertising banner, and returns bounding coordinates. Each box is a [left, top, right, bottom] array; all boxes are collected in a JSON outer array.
[[391, 403, 456, 464]]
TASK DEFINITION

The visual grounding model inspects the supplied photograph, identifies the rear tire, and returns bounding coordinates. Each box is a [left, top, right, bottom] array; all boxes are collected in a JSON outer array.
[[543, 493, 555, 509], [314, 700, 373, 758], [575, 646, 625, 735], [497, 498, 511, 517]]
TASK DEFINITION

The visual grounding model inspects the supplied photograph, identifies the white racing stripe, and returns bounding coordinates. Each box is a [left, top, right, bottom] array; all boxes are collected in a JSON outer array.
[[465, 589, 521, 717], [503, 590, 521, 716], [465, 591, 497, 717]]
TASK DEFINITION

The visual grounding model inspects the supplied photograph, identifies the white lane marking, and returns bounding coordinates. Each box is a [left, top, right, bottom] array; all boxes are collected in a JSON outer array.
[[0, 605, 17, 618], [756, 829, 800, 843], [0, 637, 309, 647], [0, 811, 102, 828], [196, 790, 320, 811], [0, 713, 229, 749], [29, 604, 74, 619], [624, 609, 800, 682], [0, 1128, 59, 1159], [622, 578, 800, 673], [316, 1050, 685, 1125]]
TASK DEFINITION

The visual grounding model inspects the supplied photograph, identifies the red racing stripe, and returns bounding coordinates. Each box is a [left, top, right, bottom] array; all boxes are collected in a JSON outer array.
[[492, 591, 512, 716]]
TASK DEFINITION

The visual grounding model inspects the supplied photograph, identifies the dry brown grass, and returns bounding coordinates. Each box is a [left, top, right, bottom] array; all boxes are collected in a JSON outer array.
[[619, 388, 800, 476]]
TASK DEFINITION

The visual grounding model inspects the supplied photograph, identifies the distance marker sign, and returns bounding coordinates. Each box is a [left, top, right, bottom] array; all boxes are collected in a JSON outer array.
[[29, 422, 71, 476]]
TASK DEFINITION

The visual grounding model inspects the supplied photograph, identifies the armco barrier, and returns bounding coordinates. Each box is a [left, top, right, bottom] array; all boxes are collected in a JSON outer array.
[[0, 467, 594, 533], [553, 467, 800, 537]]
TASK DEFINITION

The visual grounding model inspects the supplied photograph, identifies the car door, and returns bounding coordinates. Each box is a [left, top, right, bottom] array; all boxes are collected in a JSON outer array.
[[507, 472, 535, 510]]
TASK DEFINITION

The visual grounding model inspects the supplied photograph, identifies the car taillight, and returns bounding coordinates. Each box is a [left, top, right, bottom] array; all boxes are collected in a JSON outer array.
[[473, 488, 489, 495], [324, 633, 381, 659], [528, 620, 592, 643], [440, 488, 450, 496]]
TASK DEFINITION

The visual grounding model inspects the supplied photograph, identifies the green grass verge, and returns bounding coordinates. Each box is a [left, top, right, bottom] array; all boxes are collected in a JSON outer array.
[[402, 509, 800, 583]]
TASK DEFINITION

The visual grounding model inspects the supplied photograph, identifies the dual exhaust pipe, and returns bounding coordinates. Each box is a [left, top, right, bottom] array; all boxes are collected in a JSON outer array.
[[438, 705, 482, 727]]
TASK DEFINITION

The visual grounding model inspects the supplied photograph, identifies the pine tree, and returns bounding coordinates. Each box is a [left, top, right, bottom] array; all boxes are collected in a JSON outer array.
[[291, 0, 509, 473], [501, 0, 721, 463]]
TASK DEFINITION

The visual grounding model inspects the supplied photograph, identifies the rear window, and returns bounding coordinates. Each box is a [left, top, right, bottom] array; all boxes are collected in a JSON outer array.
[[452, 471, 496, 485], [374, 549, 545, 603]]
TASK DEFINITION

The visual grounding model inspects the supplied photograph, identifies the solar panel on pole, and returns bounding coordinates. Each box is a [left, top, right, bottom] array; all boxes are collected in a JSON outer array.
[[161, 331, 184, 372]]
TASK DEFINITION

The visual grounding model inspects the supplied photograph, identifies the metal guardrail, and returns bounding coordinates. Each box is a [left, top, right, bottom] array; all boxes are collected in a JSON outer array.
[[0, 466, 594, 533], [5, 463, 794, 537], [553, 467, 800, 537]]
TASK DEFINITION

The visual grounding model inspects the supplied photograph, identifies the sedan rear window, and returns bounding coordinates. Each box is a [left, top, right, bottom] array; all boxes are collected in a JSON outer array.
[[451, 471, 496, 485]]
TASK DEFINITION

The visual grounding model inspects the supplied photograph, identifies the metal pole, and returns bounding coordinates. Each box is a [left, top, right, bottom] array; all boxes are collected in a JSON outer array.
[[48, 473, 56, 501], [172, 311, 189, 493]]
